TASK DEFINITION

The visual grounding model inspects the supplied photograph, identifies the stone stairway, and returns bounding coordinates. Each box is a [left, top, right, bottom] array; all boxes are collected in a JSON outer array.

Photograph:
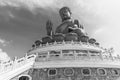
[[0, 54, 36, 80]]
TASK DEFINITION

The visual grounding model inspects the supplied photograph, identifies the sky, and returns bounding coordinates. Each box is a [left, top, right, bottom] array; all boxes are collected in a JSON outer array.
[[0, 0, 120, 61]]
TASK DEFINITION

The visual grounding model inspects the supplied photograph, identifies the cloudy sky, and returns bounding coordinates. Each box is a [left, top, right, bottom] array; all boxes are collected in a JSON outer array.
[[0, 0, 120, 61]]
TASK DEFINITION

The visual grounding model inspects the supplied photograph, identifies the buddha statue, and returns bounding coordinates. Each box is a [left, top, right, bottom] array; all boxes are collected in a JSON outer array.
[[46, 20, 54, 36], [55, 7, 85, 36], [44, 7, 88, 43]]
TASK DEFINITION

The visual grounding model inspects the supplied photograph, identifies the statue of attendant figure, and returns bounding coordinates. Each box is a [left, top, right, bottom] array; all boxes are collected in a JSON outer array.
[[55, 6, 85, 35], [46, 20, 54, 36]]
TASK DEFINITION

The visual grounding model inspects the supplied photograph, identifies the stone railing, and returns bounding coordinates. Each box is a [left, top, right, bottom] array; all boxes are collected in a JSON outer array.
[[29, 41, 103, 52], [35, 50, 120, 63], [1, 53, 119, 74], [0, 54, 36, 74]]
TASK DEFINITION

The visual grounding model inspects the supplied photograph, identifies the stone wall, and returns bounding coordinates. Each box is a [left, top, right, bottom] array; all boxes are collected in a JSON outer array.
[[28, 67, 120, 80]]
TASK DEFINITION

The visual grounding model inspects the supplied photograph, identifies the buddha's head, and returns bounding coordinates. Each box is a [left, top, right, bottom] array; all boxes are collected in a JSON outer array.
[[59, 7, 72, 22]]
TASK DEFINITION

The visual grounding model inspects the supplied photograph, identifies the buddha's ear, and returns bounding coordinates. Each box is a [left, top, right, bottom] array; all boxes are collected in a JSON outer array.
[[74, 19, 79, 28]]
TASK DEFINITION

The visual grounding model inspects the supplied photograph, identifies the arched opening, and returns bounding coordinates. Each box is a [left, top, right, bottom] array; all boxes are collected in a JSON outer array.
[[19, 76, 29, 80], [64, 68, 74, 76], [111, 69, 119, 76], [48, 68, 57, 76], [97, 68, 106, 76], [82, 68, 91, 76], [18, 75, 31, 80]]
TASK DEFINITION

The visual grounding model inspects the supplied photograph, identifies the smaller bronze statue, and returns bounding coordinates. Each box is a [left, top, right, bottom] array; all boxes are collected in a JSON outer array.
[[46, 20, 54, 36]]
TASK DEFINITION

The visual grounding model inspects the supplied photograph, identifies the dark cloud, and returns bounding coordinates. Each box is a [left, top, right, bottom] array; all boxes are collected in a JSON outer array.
[[0, 6, 61, 58]]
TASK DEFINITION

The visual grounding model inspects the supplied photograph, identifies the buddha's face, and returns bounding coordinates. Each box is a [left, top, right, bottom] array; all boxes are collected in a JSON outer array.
[[60, 8, 71, 21]]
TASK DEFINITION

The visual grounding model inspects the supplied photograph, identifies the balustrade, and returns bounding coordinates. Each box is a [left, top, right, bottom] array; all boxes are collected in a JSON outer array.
[[35, 49, 120, 62], [30, 41, 102, 51], [0, 54, 36, 74], [29, 40, 120, 62], [0, 49, 120, 75]]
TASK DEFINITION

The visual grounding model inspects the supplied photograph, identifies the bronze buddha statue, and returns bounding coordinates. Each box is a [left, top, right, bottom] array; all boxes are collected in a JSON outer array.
[[55, 7, 85, 35]]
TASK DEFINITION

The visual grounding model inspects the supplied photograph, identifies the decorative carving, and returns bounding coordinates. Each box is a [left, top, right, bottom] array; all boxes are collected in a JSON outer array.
[[64, 68, 74, 76], [82, 68, 91, 76], [88, 38, 96, 44], [42, 36, 53, 44], [79, 36, 89, 42], [97, 68, 106, 76], [28, 68, 120, 80], [34, 40, 42, 47], [52, 33, 65, 42], [111, 69, 119, 76], [48, 68, 57, 76], [95, 42, 100, 46], [32, 44, 35, 48]]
